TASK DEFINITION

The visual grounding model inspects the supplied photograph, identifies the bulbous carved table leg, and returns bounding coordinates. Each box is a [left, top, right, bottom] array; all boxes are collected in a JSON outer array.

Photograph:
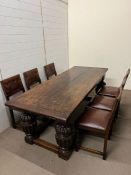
[[21, 114, 37, 145], [75, 130, 80, 152], [55, 123, 75, 160], [96, 76, 106, 93]]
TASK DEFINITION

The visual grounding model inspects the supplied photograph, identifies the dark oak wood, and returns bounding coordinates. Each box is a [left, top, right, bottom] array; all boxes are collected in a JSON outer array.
[[76, 107, 114, 160], [76, 87, 123, 160], [95, 76, 106, 93], [55, 123, 76, 160], [6, 67, 108, 122], [44, 63, 57, 80], [21, 114, 37, 144], [80, 146, 103, 155], [23, 68, 52, 127], [5, 66, 108, 160], [1, 74, 25, 101], [98, 68, 130, 97], [20, 113, 52, 144], [1, 74, 50, 132], [34, 139, 58, 154], [23, 68, 41, 90], [1, 74, 25, 128], [121, 68, 130, 89]]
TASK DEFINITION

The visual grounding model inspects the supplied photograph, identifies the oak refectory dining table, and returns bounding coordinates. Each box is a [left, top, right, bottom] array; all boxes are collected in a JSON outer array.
[[5, 66, 108, 160]]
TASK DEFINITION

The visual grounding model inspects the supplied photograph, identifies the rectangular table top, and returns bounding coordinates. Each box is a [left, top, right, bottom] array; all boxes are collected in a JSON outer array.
[[5, 66, 108, 122]]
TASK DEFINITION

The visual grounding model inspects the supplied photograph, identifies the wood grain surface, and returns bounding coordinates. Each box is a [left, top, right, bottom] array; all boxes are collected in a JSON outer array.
[[5, 66, 108, 122]]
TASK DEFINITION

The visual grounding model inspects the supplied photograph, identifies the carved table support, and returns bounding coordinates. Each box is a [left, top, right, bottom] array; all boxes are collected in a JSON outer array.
[[21, 114, 37, 144], [95, 76, 106, 94], [55, 123, 76, 160]]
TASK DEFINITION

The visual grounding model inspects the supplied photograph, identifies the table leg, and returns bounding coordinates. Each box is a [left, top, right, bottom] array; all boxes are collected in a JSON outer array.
[[21, 114, 37, 145], [9, 109, 16, 129], [55, 123, 75, 160], [96, 76, 106, 93]]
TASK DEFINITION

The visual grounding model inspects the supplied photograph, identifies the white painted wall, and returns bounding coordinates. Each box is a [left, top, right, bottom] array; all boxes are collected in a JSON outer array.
[[69, 0, 131, 89], [0, 0, 68, 132], [42, 0, 69, 73]]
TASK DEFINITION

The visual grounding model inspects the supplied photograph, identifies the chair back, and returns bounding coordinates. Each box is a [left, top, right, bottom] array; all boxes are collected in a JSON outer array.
[[23, 68, 41, 90], [44, 63, 57, 80], [121, 68, 130, 89], [1, 74, 25, 101], [117, 86, 123, 101]]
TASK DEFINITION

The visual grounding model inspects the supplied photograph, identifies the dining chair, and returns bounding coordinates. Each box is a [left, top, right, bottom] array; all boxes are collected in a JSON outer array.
[[1, 74, 25, 128], [98, 68, 130, 98], [1, 74, 51, 130], [23, 68, 41, 90], [44, 63, 57, 80], [89, 87, 122, 113], [76, 107, 114, 160]]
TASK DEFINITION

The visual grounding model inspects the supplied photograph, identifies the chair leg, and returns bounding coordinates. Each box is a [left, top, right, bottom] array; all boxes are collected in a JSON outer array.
[[9, 109, 16, 129], [108, 121, 114, 140], [103, 134, 108, 160], [115, 102, 120, 119], [75, 130, 81, 152]]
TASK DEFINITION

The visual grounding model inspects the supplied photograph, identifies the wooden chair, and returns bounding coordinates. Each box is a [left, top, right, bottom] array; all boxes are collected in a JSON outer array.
[[89, 87, 122, 137], [1, 74, 25, 128], [76, 87, 123, 160], [89, 87, 123, 112], [44, 63, 57, 80], [23, 68, 41, 90], [1, 74, 51, 131], [89, 96, 116, 112], [98, 68, 130, 98], [76, 107, 114, 160]]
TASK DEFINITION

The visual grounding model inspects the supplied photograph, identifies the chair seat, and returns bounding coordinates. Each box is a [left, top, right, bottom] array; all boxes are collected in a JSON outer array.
[[98, 86, 120, 98], [90, 95, 117, 111], [78, 108, 112, 131]]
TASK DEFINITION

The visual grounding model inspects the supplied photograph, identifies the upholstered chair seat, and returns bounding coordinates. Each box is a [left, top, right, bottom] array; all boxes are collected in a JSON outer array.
[[90, 95, 117, 111], [98, 86, 120, 98], [78, 108, 112, 131], [77, 107, 113, 160]]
